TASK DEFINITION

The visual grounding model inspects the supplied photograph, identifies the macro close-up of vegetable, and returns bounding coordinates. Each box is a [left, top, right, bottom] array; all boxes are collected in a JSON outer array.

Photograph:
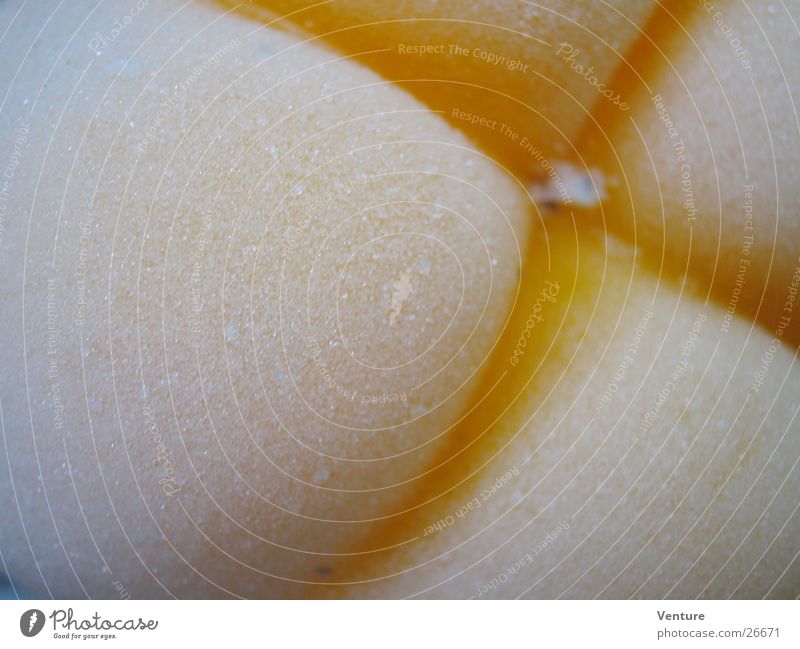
[[0, 2, 799, 639]]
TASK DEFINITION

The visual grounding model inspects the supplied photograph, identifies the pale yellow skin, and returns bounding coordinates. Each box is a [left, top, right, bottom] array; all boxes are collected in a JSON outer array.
[[0, 0, 798, 599], [0, 0, 527, 597]]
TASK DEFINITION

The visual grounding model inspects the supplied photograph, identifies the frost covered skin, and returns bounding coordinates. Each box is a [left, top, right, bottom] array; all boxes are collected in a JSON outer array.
[[0, 0, 527, 597]]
